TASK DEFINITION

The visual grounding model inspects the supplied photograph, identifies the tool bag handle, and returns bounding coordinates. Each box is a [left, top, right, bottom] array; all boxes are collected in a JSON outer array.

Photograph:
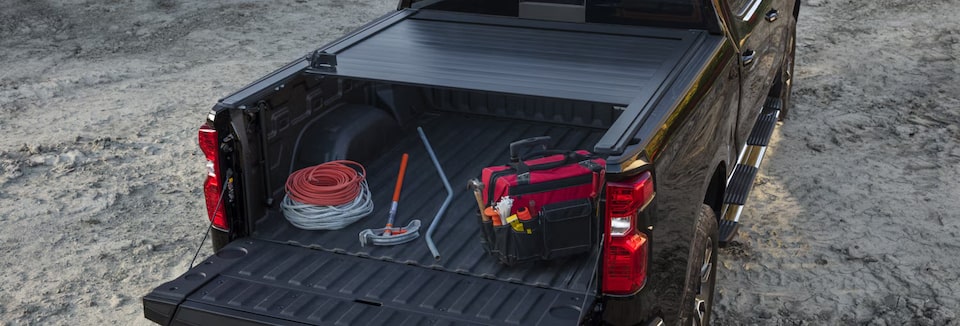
[[512, 150, 591, 175], [509, 136, 552, 163]]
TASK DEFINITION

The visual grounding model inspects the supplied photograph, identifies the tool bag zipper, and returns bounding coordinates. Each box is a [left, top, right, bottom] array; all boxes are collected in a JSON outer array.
[[509, 173, 594, 197]]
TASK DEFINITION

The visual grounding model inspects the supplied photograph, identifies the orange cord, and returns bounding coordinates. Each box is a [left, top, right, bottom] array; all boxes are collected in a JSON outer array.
[[285, 160, 366, 206]]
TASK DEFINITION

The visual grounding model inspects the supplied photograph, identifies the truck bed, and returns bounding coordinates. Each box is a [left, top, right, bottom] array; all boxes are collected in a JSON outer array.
[[256, 113, 604, 294], [145, 114, 606, 325], [145, 238, 598, 325]]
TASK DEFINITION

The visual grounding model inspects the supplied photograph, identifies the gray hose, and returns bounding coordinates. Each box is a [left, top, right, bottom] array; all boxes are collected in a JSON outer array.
[[281, 180, 374, 230], [418, 127, 451, 260]]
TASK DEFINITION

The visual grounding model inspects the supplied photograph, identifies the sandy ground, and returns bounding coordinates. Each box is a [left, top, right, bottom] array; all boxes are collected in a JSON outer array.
[[714, 0, 960, 324], [0, 0, 957, 325]]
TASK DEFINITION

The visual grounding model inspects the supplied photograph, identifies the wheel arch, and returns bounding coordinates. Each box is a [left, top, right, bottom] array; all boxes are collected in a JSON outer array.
[[702, 162, 727, 218]]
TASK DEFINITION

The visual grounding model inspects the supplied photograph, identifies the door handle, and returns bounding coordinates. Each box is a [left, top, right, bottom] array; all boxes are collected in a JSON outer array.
[[742, 50, 756, 66], [765, 9, 779, 22]]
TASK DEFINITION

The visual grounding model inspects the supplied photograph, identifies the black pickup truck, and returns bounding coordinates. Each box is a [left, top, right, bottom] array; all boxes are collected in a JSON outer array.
[[143, 0, 797, 325]]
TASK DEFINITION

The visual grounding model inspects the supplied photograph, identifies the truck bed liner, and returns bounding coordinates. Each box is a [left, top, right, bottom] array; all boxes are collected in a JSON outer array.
[[309, 9, 701, 106], [144, 238, 595, 325], [255, 113, 604, 294], [145, 114, 605, 325]]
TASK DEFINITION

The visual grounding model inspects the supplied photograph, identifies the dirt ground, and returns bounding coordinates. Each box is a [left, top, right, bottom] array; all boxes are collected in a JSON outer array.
[[0, 0, 957, 325]]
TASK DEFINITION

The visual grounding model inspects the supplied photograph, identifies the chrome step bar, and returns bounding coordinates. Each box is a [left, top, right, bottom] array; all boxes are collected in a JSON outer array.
[[719, 99, 781, 243]]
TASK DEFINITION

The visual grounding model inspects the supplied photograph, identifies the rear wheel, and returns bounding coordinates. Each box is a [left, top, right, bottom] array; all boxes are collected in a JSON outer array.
[[770, 29, 796, 121], [679, 205, 719, 325]]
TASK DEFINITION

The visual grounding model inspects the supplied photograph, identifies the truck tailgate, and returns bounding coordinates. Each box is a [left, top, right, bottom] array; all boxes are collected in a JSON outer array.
[[144, 238, 596, 325]]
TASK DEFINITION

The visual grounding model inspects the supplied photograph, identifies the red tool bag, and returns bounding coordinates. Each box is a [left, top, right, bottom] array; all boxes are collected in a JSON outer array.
[[477, 136, 605, 265]]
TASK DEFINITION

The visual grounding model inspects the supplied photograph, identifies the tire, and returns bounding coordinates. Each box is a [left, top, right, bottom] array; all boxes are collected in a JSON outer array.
[[678, 205, 719, 326], [769, 29, 796, 121], [211, 228, 230, 252]]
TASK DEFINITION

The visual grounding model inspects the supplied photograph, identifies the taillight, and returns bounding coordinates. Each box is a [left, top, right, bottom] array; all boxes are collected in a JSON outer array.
[[199, 123, 228, 231], [602, 171, 654, 295]]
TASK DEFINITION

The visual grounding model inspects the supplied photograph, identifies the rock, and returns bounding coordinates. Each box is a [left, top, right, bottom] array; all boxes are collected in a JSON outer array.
[[62, 150, 85, 163], [758, 310, 773, 319], [108, 295, 124, 308], [29, 156, 46, 166], [905, 161, 938, 171], [919, 53, 954, 62], [883, 294, 904, 309], [806, 142, 825, 152]]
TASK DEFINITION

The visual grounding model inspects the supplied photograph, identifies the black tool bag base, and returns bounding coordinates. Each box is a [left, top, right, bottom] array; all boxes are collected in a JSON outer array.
[[478, 198, 596, 266]]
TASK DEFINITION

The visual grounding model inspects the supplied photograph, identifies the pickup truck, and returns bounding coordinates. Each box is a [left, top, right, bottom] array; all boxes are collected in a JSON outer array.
[[143, 0, 798, 325]]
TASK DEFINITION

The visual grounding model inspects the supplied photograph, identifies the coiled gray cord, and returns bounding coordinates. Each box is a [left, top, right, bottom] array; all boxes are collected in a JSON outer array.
[[281, 180, 374, 230]]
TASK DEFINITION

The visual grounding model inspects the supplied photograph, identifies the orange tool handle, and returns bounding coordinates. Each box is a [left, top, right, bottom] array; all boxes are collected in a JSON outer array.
[[517, 207, 532, 221], [485, 206, 501, 226], [392, 153, 409, 202]]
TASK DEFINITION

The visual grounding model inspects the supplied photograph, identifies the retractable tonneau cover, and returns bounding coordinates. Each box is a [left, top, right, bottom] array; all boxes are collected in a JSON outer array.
[[311, 9, 698, 106], [307, 9, 707, 155]]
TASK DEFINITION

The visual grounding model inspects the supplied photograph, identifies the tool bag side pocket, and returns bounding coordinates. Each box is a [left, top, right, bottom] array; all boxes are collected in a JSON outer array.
[[505, 217, 542, 265], [540, 198, 595, 259], [478, 217, 496, 255], [490, 222, 541, 266], [479, 216, 544, 266]]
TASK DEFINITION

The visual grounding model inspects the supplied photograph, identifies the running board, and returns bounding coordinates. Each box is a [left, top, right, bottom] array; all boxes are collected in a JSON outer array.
[[720, 98, 780, 243]]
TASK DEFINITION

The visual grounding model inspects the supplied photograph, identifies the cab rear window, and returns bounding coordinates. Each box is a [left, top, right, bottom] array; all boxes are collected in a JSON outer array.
[[406, 0, 708, 29]]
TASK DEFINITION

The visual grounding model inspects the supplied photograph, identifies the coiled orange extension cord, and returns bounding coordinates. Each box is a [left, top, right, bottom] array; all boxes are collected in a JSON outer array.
[[281, 160, 374, 230], [285, 160, 367, 206]]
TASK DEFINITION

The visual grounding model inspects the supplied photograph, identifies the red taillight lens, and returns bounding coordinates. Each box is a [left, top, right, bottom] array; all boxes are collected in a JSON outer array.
[[603, 233, 648, 294], [602, 171, 654, 295], [199, 123, 228, 231]]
